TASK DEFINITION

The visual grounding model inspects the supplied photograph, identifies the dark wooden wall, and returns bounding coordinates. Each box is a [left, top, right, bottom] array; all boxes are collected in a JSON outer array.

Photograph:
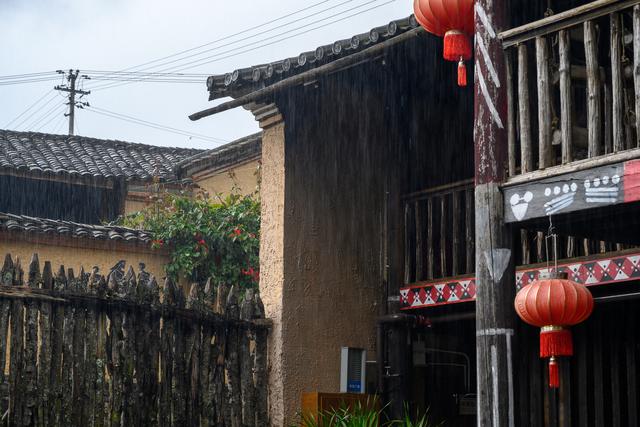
[[515, 296, 640, 427], [0, 175, 123, 224]]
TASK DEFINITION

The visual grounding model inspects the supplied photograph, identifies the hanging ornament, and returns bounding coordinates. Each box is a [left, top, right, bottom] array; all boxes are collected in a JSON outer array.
[[413, 0, 475, 87], [514, 227, 594, 389]]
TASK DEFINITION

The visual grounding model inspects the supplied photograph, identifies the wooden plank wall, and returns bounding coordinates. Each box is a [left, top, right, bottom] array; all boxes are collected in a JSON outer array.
[[515, 299, 640, 427], [0, 253, 269, 427]]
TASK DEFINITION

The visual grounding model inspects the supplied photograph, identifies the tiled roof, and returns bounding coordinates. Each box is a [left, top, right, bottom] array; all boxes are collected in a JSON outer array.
[[175, 132, 261, 178], [0, 213, 153, 244], [206, 15, 420, 100], [0, 129, 203, 183]]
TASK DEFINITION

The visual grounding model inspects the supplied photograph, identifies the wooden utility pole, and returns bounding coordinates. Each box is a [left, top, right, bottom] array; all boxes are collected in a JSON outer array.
[[473, 1, 516, 426], [55, 70, 90, 135]]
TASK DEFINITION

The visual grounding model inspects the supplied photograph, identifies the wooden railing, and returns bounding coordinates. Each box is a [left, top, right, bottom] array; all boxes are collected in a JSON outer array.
[[402, 180, 475, 285], [402, 179, 632, 286], [501, 0, 640, 178]]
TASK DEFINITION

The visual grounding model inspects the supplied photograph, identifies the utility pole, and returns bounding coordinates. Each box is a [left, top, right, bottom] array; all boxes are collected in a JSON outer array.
[[55, 69, 90, 135], [473, 1, 516, 427]]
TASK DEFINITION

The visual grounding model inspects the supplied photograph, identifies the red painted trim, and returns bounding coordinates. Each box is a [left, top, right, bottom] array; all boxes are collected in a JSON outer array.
[[401, 250, 640, 310], [624, 159, 640, 203]]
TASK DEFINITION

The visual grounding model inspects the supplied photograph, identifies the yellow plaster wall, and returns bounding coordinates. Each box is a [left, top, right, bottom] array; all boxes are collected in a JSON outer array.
[[0, 232, 169, 281], [124, 198, 151, 215], [257, 119, 286, 427], [194, 159, 260, 198]]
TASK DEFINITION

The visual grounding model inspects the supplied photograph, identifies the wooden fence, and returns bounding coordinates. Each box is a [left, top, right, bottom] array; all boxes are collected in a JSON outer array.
[[0, 253, 269, 427]]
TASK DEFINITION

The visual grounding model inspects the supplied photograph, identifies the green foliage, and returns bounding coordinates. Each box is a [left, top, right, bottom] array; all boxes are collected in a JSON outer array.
[[121, 192, 260, 287], [297, 401, 441, 427]]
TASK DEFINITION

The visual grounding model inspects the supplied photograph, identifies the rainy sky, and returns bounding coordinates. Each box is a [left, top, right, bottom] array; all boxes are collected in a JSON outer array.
[[1, 0, 411, 149]]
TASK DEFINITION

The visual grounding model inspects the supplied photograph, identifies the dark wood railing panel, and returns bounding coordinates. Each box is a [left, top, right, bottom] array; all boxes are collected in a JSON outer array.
[[502, 0, 640, 179]]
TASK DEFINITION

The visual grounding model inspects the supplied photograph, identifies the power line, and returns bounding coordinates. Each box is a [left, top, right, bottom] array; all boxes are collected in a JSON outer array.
[[5, 89, 54, 128], [91, 0, 394, 92], [84, 0, 335, 84], [84, 105, 229, 145], [0, 76, 61, 86], [51, 113, 67, 134], [86, 0, 364, 90], [13, 92, 60, 130], [0, 71, 58, 80], [35, 104, 67, 132]]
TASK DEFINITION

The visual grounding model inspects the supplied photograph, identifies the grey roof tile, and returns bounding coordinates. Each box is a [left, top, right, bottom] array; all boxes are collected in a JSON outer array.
[[0, 212, 154, 244], [0, 129, 203, 183]]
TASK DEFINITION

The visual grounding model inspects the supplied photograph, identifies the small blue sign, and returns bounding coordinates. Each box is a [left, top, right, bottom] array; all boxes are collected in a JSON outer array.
[[347, 380, 362, 393]]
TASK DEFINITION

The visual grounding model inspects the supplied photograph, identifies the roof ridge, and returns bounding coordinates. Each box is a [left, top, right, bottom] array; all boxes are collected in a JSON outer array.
[[206, 14, 419, 100], [0, 129, 204, 153]]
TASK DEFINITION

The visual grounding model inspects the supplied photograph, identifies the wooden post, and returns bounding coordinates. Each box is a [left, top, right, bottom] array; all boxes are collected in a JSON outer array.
[[536, 36, 553, 169], [559, 30, 573, 164], [610, 13, 624, 153], [518, 44, 533, 173], [633, 5, 640, 148], [585, 20, 602, 158], [474, 2, 516, 426]]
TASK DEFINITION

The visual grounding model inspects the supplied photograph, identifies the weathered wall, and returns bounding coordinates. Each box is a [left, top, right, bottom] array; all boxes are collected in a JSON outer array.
[[193, 159, 261, 198], [0, 231, 168, 280], [257, 111, 287, 426], [274, 62, 407, 424], [257, 33, 475, 425]]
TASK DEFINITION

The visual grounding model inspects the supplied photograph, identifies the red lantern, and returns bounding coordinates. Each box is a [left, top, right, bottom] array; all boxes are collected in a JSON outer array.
[[514, 272, 594, 388], [413, 0, 475, 86]]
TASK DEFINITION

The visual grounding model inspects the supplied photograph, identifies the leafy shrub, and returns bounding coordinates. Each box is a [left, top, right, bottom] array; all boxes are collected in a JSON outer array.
[[121, 192, 260, 287], [298, 401, 441, 427]]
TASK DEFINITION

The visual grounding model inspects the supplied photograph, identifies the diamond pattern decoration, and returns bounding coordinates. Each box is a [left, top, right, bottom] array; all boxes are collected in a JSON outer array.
[[401, 251, 640, 310]]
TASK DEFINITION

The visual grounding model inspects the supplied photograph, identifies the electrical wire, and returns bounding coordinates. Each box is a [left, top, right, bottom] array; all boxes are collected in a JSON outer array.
[[84, 105, 228, 145], [51, 113, 67, 134], [33, 104, 67, 132], [13, 92, 61, 130], [84, 0, 335, 83], [4, 89, 54, 128], [0, 71, 58, 80], [0, 76, 61, 86], [90, 0, 393, 91], [28, 101, 67, 130], [86, 0, 365, 89]]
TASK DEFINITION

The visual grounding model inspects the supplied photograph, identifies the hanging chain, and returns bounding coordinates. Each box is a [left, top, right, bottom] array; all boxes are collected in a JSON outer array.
[[544, 216, 559, 272]]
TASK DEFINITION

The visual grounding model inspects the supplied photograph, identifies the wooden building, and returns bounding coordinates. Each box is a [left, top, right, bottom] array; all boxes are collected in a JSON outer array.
[[190, 1, 640, 425]]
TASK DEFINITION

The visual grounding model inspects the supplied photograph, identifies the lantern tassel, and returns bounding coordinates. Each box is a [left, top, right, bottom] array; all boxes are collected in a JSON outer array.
[[548, 357, 560, 388], [458, 59, 467, 87], [540, 327, 573, 358]]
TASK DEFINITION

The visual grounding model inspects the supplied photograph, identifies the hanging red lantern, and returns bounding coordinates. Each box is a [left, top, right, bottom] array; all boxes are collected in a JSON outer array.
[[514, 272, 594, 389], [413, 0, 475, 86]]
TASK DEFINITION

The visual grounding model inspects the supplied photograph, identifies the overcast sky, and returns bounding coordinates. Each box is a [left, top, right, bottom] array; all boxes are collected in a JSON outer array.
[[1, 0, 411, 150]]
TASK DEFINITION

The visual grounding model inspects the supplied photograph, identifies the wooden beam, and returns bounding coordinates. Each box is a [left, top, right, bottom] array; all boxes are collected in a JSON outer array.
[[504, 147, 640, 186], [503, 158, 640, 223], [474, 1, 515, 426], [500, 0, 640, 48]]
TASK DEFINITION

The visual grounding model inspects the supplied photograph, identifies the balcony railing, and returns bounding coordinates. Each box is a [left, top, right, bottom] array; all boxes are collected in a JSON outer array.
[[500, 0, 640, 178], [402, 179, 633, 286]]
